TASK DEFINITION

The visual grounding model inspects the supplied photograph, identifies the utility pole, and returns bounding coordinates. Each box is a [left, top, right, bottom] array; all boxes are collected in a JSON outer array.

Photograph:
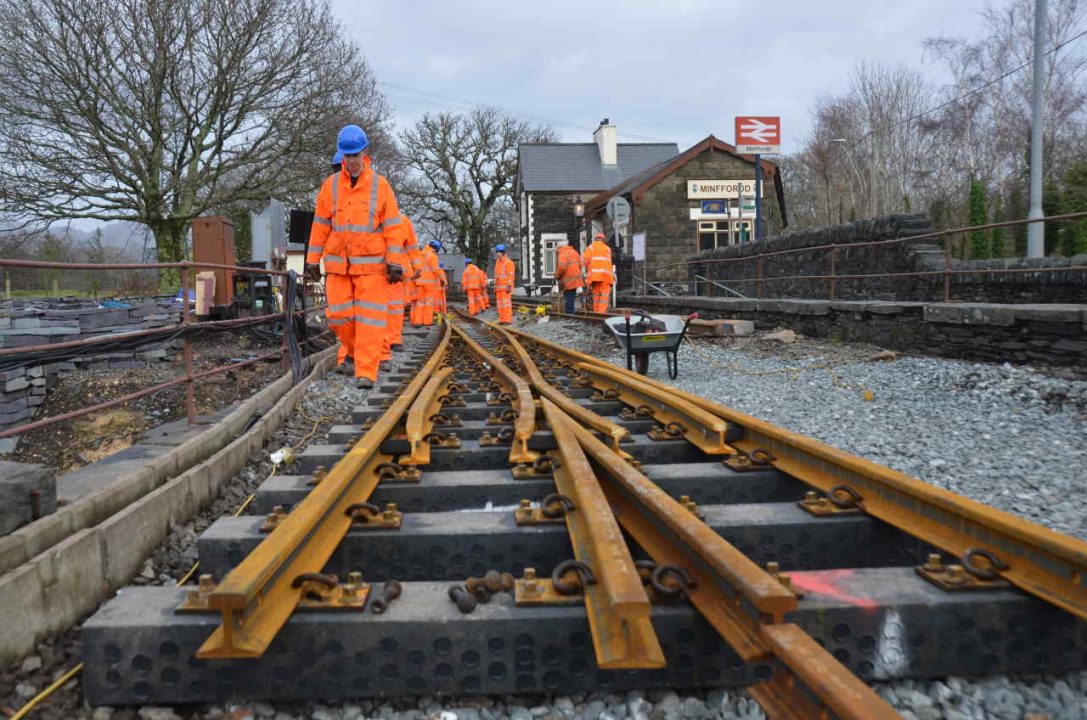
[[1027, 0, 1047, 258]]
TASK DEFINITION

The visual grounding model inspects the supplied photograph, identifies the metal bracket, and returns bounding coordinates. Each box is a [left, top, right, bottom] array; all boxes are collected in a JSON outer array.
[[511, 456, 558, 479], [438, 393, 466, 407], [513, 494, 574, 526], [423, 431, 461, 449], [915, 553, 1011, 592], [648, 422, 687, 442], [379, 461, 422, 483], [306, 465, 328, 487], [619, 404, 655, 421], [765, 562, 804, 598], [486, 409, 516, 426], [678, 495, 704, 520], [177, 574, 219, 613], [796, 489, 865, 517], [723, 448, 776, 472], [346, 502, 403, 530], [590, 388, 620, 402], [260, 505, 289, 533], [514, 567, 585, 606], [428, 413, 463, 428], [294, 572, 371, 610], [486, 392, 514, 407]]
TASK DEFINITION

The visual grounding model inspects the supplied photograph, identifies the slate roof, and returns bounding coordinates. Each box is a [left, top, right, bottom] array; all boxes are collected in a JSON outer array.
[[517, 143, 679, 193]]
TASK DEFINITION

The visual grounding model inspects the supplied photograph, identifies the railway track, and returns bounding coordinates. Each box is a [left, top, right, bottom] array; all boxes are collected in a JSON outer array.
[[80, 308, 1087, 718]]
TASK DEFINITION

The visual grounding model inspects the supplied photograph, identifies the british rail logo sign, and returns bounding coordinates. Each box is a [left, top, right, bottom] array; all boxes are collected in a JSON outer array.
[[735, 116, 781, 155]]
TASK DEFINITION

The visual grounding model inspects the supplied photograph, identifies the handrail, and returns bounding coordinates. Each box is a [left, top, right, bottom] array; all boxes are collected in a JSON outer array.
[[193, 323, 451, 658], [693, 273, 746, 298]]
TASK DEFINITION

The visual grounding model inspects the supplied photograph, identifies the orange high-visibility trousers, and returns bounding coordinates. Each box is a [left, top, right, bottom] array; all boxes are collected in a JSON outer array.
[[590, 281, 612, 313], [495, 289, 513, 323], [467, 289, 484, 315], [325, 273, 387, 381], [386, 280, 405, 347]]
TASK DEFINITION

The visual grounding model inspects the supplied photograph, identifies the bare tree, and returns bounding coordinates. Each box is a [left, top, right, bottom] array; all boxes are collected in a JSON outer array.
[[398, 107, 557, 265], [0, 0, 389, 282]]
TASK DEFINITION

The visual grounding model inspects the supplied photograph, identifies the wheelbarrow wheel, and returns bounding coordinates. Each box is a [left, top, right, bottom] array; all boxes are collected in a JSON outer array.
[[635, 352, 649, 375]]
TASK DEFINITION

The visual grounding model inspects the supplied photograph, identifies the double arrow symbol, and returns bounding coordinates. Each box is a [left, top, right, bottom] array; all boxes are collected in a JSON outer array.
[[739, 118, 777, 144]]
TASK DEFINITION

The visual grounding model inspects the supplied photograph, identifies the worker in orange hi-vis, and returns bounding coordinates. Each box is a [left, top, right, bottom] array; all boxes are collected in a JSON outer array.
[[398, 217, 423, 335], [462, 258, 484, 315], [378, 212, 416, 368], [416, 240, 442, 325], [583, 233, 615, 313], [554, 241, 585, 313], [493, 244, 515, 324], [306, 124, 404, 390]]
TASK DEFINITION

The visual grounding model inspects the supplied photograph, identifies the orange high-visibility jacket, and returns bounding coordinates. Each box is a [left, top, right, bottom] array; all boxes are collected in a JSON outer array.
[[307, 157, 401, 275], [400, 216, 423, 274], [494, 256, 515, 292], [583, 240, 615, 284], [462, 264, 485, 291], [555, 245, 584, 291], [418, 246, 441, 291]]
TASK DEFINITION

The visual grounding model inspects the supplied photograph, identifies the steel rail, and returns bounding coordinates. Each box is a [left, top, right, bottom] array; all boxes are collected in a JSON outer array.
[[449, 324, 536, 464], [575, 361, 735, 455], [560, 404, 898, 719], [539, 398, 665, 669], [485, 321, 630, 451], [506, 326, 1087, 621], [750, 623, 902, 720], [191, 324, 452, 658], [402, 366, 454, 466]]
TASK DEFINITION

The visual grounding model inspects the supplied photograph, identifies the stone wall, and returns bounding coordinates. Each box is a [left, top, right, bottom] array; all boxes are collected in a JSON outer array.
[[635, 149, 784, 283], [527, 192, 579, 285], [0, 299, 180, 435], [683, 214, 1087, 303], [624, 295, 1087, 372]]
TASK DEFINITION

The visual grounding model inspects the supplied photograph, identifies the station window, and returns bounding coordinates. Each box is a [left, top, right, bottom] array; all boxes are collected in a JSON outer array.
[[540, 233, 567, 277], [698, 220, 752, 250]]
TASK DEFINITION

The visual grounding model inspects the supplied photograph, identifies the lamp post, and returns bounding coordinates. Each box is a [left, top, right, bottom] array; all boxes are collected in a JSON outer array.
[[573, 196, 585, 252]]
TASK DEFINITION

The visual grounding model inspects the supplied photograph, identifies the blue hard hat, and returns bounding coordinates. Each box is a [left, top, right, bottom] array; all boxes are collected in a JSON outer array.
[[331, 151, 343, 166], [428, 240, 441, 250], [464, 258, 471, 265], [495, 244, 506, 253], [336, 125, 369, 155]]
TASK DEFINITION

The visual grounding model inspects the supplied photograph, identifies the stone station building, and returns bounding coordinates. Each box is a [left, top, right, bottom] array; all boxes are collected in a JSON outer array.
[[583, 135, 788, 284], [515, 120, 677, 289]]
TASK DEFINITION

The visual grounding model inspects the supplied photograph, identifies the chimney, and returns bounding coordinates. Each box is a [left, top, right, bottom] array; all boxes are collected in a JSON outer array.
[[593, 118, 617, 166]]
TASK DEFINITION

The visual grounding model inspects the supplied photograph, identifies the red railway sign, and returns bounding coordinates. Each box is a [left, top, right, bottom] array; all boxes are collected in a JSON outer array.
[[735, 116, 781, 155]]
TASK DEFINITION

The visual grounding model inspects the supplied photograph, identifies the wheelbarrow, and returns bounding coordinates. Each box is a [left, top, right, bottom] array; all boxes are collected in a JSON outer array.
[[604, 310, 698, 379]]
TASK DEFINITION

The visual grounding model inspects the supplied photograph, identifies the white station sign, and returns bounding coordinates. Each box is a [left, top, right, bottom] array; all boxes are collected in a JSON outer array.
[[687, 180, 757, 199]]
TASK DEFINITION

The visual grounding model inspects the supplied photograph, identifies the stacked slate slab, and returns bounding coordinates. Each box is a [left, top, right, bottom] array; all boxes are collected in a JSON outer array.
[[0, 298, 180, 436]]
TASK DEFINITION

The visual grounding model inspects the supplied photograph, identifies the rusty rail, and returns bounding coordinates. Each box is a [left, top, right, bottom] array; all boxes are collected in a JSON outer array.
[[506, 325, 1087, 622], [193, 323, 452, 658]]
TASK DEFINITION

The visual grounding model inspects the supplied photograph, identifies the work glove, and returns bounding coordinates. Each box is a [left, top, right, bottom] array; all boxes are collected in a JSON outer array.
[[413, 269, 422, 280], [304, 263, 321, 281], [386, 262, 404, 283]]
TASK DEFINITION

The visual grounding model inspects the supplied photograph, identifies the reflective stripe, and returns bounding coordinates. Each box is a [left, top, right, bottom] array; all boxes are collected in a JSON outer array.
[[349, 255, 384, 265], [328, 317, 350, 326], [313, 216, 332, 227], [386, 246, 406, 255], [369, 173, 379, 228], [354, 299, 387, 312], [325, 254, 346, 264], [328, 300, 355, 313], [355, 316, 386, 328], [385, 216, 402, 227], [336, 222, 374, 233], [331, 174, 340, 220]]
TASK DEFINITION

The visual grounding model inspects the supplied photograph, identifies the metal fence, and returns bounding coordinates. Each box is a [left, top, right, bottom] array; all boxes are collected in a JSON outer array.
[[637, 211, 1087, 302], [0, 258, 328, 439]]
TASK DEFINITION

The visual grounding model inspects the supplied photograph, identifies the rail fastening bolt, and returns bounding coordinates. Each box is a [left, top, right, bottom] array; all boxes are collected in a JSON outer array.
[[923, 553, 944, 572], [448, 585, 478, 614]]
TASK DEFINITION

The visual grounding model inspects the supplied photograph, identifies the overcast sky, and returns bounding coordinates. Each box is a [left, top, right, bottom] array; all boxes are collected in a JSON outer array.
[[331, 0, 996, 153]]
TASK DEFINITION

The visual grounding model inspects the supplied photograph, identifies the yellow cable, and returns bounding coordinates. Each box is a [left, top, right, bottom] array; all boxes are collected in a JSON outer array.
[[8, 662, 83, 720]]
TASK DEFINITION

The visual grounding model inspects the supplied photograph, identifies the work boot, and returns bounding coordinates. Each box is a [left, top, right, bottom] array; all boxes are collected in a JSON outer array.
[[380, 361, 392, 372], [356, 377, 374, 390], [336, 360, 354, 376], [391, 344, 403, 352]]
